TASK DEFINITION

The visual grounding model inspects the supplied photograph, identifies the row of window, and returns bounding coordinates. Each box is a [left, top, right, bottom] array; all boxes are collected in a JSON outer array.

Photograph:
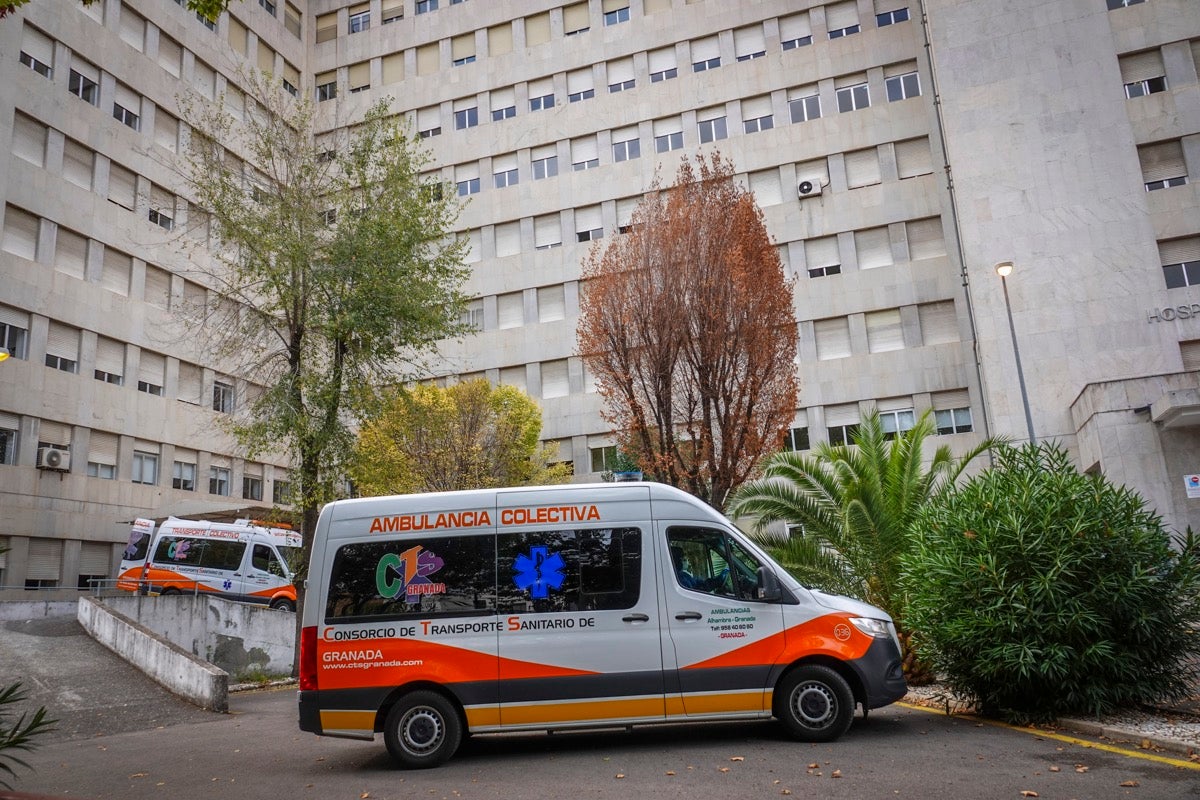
[[315, 0, 907, 82], [1117, 36, 1200, 101], [0, 535, 116, 590], [0, 420, 289, 503], [320, 7, 915, 107]]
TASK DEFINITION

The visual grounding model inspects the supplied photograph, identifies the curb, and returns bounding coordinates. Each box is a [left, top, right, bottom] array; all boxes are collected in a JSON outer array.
[[1055, 717, 1198, 758]]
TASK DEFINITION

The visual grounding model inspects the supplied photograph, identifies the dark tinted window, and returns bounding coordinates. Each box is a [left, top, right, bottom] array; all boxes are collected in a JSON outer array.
[[498, 528, 641, 614], [667, 526, 762, 601], [153, 537, 246, 571], [325, 535, 496, 623]]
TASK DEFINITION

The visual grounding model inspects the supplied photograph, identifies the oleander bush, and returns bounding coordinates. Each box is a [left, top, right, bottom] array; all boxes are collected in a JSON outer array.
[[901, 442, 1200, 723], [0, 682, 55, 790]]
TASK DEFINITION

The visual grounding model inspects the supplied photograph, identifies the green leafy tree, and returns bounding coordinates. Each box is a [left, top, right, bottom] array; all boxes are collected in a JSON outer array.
[[901, 442, 1200, 722], [726, 410, 1000, 682], [350, 379, 571, 495], [176, 73, 468, 640]]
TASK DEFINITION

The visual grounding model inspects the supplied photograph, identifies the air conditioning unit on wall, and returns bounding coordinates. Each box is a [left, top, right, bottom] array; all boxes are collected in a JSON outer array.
[[37, 446, 70, 471], [797, 179, 824, 198]]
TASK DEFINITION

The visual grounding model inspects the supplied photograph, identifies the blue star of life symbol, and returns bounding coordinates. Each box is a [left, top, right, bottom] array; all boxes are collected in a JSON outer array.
[[222, 579, 232, 591], [513, 545, 565, 599]]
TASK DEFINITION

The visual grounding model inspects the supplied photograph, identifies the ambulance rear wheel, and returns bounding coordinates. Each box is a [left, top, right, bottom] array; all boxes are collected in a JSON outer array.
[[269, 598, 295, 612], [384, 691, 461, 769], [775, 665, 854, 742]]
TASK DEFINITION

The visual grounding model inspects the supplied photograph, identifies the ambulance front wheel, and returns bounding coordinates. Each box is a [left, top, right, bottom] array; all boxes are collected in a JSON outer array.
[[383, 690, 462, 769], [775, 665, 855, 743], [269, 598, 295, 612]]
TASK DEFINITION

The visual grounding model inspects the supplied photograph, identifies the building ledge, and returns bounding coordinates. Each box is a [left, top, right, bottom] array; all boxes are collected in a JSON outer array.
[[1150, 388, 1200, 429]]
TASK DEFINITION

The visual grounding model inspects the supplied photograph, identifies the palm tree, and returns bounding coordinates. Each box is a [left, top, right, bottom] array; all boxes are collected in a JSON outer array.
[[727, 409, 1000, 682]]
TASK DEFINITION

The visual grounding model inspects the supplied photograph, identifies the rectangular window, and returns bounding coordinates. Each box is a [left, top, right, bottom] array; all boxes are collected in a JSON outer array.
[[45, 322, 79, 374], [19, 50, 52, 79], [814, 316, 851, 359], [529, 92, 554, 112], [172, 461, 196, 491], [789, 93, 821, 123], [348, 61, 370, 94], [493, 167, 519, 189], [1160, 237, 1200, 289], [827, 423, 859, 447], [451, 32, 475, 65], [456, 177, 480, 196], [612, 136, 640, 163], [68, 68, 99, 106], [806, 236, 840, 279], [87, 462, 116, 480], [734, 25, 766, 61], [259, 0, 276, 15], [865, 309, 904, 353], [1107, 0, 1146, 8], [878, 408, 915, 439], [416, 106, 440, 139], [243, 475, 263, 501], [651, 66, 677, 82], [697, 115, 728, 144], [590, 445, 617, 473], [0, 316, 28, 361], [571, 136, 599, 171], [534, 215, 562, 250], [936, 408, 973, 435], [564, 1, 589, 35], [348, 10, 370, 33], [0, 426, 17, 465], [829, 24, 860, 38], [132, 451, 158, 485], [286, 3, 302, 35], [785, 424, 810, 451], [654, 119, 684, 153], [1139, 140, 1187, 190], [836, 82, 871, 113], [743, 113, 773, 134], [213, 380, 234, 413], [886, 71, 921, 101], [272, 479, 292, 504], [316, 78, 336, 102], [603, 5, 630, 26], [780, 12, 812, 50], [416, 0, 439, 13], [877, 8, 909, 26], [846, 147, 883, 188], [532, 154, 558, 180], [209, 466, 231, 496]]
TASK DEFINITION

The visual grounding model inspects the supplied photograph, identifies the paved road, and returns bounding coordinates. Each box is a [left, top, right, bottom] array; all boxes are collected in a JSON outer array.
[[4, 617, 1198, 799]]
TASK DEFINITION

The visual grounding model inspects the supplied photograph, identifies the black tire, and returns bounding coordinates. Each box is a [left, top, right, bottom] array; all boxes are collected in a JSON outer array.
[[269, 598, 295, 612], [383, 691, 462, 769], [775, 664, 855, 743], [160, 587, 179, 596]]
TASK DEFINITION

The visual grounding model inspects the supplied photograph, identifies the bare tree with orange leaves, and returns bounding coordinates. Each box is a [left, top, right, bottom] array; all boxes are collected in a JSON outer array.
[[577, 153, 799, 510]]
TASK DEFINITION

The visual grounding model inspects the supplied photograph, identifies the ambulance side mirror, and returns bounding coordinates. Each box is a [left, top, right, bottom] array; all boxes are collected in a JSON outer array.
[[756, 566, 782, 603]]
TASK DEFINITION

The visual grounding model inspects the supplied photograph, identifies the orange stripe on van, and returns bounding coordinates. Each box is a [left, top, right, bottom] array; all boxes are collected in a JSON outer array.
[[684, 614, 871, 670], [498, 696, 666, 726], [320, 709, 376, 732]]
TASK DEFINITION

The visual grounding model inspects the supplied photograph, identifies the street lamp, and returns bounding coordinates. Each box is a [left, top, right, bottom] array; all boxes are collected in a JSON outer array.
[[995, 262, 1036, 444]]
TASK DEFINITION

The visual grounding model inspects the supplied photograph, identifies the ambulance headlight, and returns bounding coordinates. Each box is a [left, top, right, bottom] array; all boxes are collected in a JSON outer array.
[[849, 617, 891, 638]]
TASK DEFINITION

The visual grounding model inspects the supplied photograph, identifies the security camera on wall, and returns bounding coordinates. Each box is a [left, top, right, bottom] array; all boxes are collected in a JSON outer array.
[[797, 178, 825, 198]]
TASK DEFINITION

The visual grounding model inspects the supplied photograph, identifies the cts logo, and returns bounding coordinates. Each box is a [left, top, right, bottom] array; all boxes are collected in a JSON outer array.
[[375, 546, 447, 603]]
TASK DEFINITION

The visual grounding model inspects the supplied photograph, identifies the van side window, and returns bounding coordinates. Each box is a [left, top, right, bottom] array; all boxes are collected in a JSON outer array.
[[253, 544, 285, 576], [325, 535, 496, 623], [498, 527, 641, 614], [153, 536, 246, 571], [667, 526, 762, 601]]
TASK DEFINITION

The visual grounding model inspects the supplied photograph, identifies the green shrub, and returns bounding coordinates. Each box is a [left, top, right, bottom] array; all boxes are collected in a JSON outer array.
[[901, 442, 1200, 723], [0, 682, 55, 790]]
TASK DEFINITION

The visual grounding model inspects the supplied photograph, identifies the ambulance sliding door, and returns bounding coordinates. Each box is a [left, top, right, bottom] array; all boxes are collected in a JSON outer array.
[[495, 485, 665, 728]]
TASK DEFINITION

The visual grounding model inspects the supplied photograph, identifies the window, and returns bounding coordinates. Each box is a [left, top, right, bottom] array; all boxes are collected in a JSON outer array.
[[460, 299, 484, 330], [534, 215, 562, 250], [1139, 140, 1187, 191], [492, 100, 516, 121], [654, 119, 684, 153], [734, 25, 766, 61], [529, 92, 554, 112], [604, 6, 630, 26], [564, 2, 589, 35], [837, 82, 871, 112], [348, 62, 370, 93], [783, 34, 813, 50], [382, 0, 403, 23], [68, 68, 99, 106], [590, 445, 617, 472], [697, 115, 728, 144], [569, 87, 595, 103], [1160, 237, 1200, 289], [209, 466, 231, 496], [1120, 50, 1167, 97], [453, 106, 477, 130], [148, 209, 173, 231], [743, 113, 773, 134], [609, 78, 635, 93], [451, 33, 475, 65], [138, 380, 163, 396], [789, 93, 821, 123], [417, 106, 441, 139], [213, 380, 234, 413], [243, 475, 263, 501], [667, 526, 763, 601], [416, 0, 439, 13], [806, 236, 841, 279], [612, 136, 640, 163], [273, 478, 292, 504], [132, 451, 158, 485], [577, 227, 603, 242], [349, 10, 370, 33], [532, 154, 558, 180], [20, 25, 54, 79], [285, 2, 302, 35], [87, 462, 116, 480], [316, 78, 336, 102], [173, 461, 196, 491], [828, 423, 859, 446], [493, 166, 519, 189], [651, 66, 677, 82], [785, 425, 810, 451], [259, 0, 276, 14], [829, 24, 860, 38], [780, 12, 813, 50], [936, 408, 973, 435], [693, 56, 720, 72], [45, 353, 77, 373], [572, 137, 599, 170], [1107, 0, 1145, 8], [0, 425, 17, 465], [457, 177, 480, 196], [1125, 76, 1167, 98], [886, 71, 921, 101], [94, 369, 122, 385], [876, 8, 909, 26], [4, 315, 32, 360], [878, 408, 915, 439]]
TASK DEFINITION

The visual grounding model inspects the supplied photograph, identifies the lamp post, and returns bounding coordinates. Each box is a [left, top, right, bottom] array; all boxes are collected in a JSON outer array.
[[995, 262, 1036, 444]]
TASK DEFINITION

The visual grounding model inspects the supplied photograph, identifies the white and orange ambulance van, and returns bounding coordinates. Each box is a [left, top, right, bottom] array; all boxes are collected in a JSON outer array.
[[118, 517, 303, 611], [298, 483, 906, 768]]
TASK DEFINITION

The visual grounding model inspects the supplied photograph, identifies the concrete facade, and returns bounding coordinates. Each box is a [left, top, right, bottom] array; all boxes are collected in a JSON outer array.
[[1, 0, 1197, 588]]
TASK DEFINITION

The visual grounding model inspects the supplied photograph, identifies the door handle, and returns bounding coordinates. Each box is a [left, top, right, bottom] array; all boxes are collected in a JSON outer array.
[[675, 611, 703, 621], [622, 613, 650, 623]]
